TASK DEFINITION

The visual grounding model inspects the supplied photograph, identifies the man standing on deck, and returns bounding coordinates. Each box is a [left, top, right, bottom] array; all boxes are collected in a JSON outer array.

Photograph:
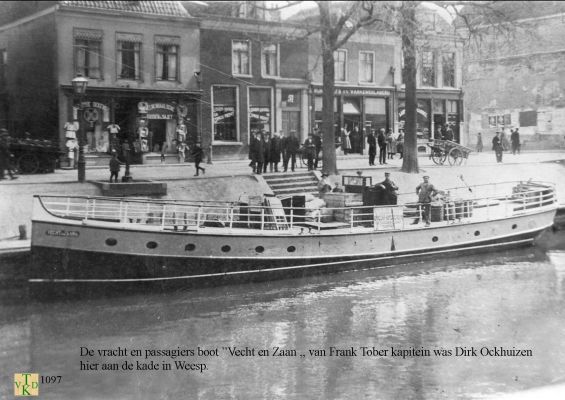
[[416, 175, 437, 226]]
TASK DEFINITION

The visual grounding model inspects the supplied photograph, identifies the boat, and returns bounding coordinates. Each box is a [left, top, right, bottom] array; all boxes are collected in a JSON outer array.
[[30, 180, 558, 293]]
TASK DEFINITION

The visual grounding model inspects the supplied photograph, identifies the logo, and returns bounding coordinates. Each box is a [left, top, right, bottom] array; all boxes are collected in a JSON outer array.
[[14, 373, 39, 396]]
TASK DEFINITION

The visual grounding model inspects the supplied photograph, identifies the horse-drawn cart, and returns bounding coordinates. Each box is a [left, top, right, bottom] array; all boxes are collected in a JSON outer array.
[[427, 139, 472, 166], [9, 138, 63, 174]]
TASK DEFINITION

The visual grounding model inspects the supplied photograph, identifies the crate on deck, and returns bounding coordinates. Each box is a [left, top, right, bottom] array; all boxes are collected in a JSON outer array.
[[342, 175, 372, 193]]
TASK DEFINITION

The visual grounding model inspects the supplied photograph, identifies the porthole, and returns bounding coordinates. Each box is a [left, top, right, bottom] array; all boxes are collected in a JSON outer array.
[[221, 245, 231, 253], [474, 230, 480, 236], [185, 243, 196, 251], [255, 246, 264, 253], [146, 241, 158, 249], [287, 246, 296, 253], [512, 224, 517, 230], [105, 238, 117, 246], [432, 236, 438, 242]]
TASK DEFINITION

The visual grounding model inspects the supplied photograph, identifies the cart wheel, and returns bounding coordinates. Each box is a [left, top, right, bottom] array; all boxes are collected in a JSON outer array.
[[18, 153, 40, 174], [448, 148, 464, 166], [431, 149, 446, 165]]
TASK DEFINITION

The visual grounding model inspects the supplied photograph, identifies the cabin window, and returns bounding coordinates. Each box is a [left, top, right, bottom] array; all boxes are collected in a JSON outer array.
[[287, 246, 296, 253], [105, 238, 117, 246], [512, 224, 517, 230], [255, 246, 265, 253], [146, 241, 158, 249], [474, 231, 480, 236], [185, 244, 196, 251], [432, 236, 438, 242], [221, 245, 231, 252]]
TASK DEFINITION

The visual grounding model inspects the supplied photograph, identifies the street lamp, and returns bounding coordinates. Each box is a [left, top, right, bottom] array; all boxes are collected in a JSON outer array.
[[72, 74, 88, 182]]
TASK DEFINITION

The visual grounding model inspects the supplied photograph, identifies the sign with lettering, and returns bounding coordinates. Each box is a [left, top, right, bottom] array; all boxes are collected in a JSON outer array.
[[146, 103, 175, 120], [373, 207, 403, 230], [313, 87, 390, 97], [46, 230, 80, 237], [77, 101, 110, 122]]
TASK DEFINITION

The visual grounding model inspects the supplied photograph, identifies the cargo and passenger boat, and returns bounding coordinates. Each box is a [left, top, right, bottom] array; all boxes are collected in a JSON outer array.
[[30, 180, 558, 292]]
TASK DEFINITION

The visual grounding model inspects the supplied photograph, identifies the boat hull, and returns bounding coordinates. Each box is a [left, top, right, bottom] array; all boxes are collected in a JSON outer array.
[[29, 208, 555, 296]]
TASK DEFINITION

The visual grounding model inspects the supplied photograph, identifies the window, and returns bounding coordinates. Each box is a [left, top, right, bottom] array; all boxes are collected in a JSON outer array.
[[0, 49, 6, 87], [117, 33, 142, 80], [74, 29, 103, 79], [249, 88, 271, 133], [213, 86, 238, 141], [334, 49, 347, 81], [359, 51, 374, 83], [156, 43, 179, 81], [442, 52, 455, 87], [232, 40, 251, 76], [421, 50, 435, 86], [262, 43, 278, 77]]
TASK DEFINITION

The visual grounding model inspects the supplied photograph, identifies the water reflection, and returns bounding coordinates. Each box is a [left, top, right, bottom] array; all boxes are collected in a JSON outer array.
[[1, 230, 565, 399]]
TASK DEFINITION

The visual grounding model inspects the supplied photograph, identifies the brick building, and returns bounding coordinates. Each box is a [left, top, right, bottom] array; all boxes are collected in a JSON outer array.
[[0, 1, 201, 164], [463, 1, 565, 150]]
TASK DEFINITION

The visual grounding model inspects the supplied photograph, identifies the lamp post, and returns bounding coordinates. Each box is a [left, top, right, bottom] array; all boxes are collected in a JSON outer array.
[[72, 75, 88, 183]]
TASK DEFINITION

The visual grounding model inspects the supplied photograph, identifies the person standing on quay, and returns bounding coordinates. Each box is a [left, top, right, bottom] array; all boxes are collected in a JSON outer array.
[[262, 132, 271, 173], [367, 129, 377, 166], [269, 131, 281, 172], [282, 130, 299, 172], [511, 128, 521, 155], [313, 128, 322, 169], [250, 131, 264, 174], [476, 132, 483, 152], [377, 128, 387, 165], [492, 131, 504, 163], [109, 152, 123, 183], [191, 143, 205, 176], [304, 133, 316, 171]]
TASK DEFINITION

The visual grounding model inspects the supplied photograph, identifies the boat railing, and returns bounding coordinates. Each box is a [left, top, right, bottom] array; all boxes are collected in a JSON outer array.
[[36, 181, 556, 233]]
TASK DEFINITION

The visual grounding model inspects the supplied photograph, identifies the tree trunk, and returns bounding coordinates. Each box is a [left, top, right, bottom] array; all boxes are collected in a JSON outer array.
[[318, 2, 338, 175], [400, 5, 419, 174]]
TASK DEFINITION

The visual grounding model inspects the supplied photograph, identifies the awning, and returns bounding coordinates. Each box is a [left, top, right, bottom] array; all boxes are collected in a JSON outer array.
[[343, 101, 360, 115]]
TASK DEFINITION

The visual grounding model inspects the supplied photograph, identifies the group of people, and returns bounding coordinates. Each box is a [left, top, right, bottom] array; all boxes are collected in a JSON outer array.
[[367, 128, 404, 166], [249, 129, 320, 174], [475, 128, 521, 163]]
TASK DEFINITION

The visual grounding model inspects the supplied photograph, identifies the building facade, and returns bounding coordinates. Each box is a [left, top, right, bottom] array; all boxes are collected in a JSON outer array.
[[463, 1, 565, 150], [0, 1, 201, 163]]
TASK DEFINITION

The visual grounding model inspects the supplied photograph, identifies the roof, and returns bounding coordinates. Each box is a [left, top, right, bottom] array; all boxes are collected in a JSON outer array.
[[59, 1, 191, 18]]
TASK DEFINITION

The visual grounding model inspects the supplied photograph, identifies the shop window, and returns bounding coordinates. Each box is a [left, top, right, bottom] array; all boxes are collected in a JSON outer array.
[[155, 39, 179, 81], [519, 111, 536, 127], [232, 40, 251, 76], [359, 51, 374, 83], [421, 50, 435, 87], [74, 29, 103, 79], [442, 52, 455, 87], [334, 49, 347, 82], [213, 86, 238, 141], [262, 43, 278, 77], [117, 35, 142, 80], [249, 88, 271, 133]]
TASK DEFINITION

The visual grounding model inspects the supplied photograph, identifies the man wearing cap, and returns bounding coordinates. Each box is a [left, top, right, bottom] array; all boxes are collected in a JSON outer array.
[[378, 172, 399, 205], [416, 175, 437, 226], [492, 131, 503, 163], [282, 130, 299, 172], [303, 133, 316, 171]]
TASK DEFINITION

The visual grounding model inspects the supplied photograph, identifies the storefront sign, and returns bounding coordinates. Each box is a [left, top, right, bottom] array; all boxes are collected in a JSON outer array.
[[147, 103, 175, 120], [313, 87, 390, 97], [76, 101, 110, 122], [373, 207, 403, 230]]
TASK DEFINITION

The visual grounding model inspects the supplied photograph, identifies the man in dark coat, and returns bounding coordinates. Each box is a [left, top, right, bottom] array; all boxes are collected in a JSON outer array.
[[511, 128, 520, 155], [250, 131, 264, 174], [303, 133, 316, 171], [367, 129, 377, 166], [269, 131, 281, 172], [313, 128, 322, 169], [282, 130, 299, 172], [377, 128, 387, 165], [262, 131, 271, 173], [492, 131, 504, 163], [377, 172, 399, 205]]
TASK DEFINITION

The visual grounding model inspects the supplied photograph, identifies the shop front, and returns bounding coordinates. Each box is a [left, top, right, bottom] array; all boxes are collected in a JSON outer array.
[[311, 86, 391, 155], [63, 87, 200, 164]]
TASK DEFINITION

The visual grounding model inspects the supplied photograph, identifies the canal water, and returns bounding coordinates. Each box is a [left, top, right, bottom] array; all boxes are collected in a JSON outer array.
[[1, 230, 565, 399]]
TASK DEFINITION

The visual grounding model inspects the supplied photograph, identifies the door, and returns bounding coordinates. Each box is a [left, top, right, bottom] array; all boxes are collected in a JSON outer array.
[[149, 120, 167, 152], [282, 111, 300, 135]]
